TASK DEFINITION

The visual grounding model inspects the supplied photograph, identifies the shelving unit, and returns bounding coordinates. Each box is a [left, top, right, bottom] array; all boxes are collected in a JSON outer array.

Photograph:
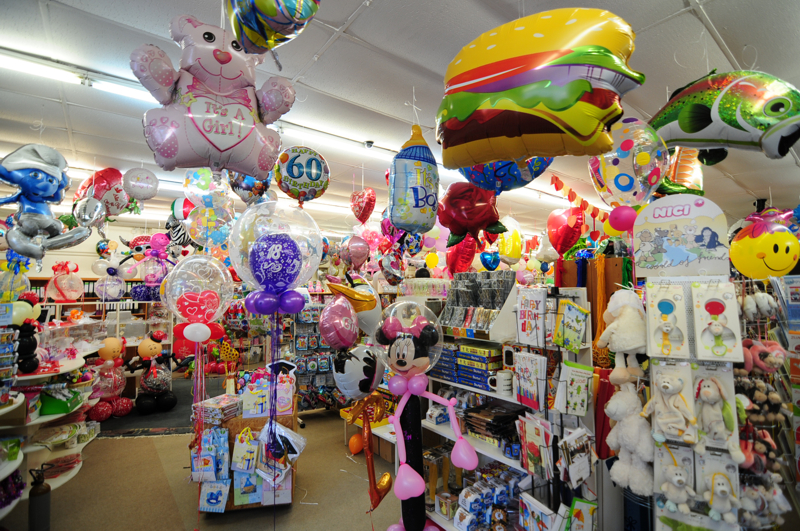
[[16, 357, 85, 382], [0, 498, 21, 520], [0, 453, 23, 483], [428, 377, 519, 405], [0, 396, 25, 419], [426, 509, 457, 531], [23, 461, 83, 499], [421, 420, 523, 471]]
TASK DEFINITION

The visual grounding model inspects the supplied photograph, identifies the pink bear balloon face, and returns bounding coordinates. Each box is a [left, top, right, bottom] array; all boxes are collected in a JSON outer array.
[[130, 15, 295, 180]]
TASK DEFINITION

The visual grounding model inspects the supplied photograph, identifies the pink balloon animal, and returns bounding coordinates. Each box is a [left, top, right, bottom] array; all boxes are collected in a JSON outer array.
[[130, 14, 296, 179], [125, 232, 175, 286], [375, 315, 478, 530]]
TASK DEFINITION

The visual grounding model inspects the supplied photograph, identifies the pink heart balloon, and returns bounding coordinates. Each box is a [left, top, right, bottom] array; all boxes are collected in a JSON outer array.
[[348, 236, 370, 270], [319, 296, 359, 349]]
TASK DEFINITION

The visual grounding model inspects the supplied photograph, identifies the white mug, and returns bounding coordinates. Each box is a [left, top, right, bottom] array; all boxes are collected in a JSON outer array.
[[488, 370, 513, 395]]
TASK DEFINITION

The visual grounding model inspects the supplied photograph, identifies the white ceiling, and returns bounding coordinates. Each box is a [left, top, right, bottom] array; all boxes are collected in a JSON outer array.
[[0, 0, 799, 237]]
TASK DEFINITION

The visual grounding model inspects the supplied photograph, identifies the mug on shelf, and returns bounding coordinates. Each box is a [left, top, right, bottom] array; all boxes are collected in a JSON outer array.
[[487, 369, 513, 396]]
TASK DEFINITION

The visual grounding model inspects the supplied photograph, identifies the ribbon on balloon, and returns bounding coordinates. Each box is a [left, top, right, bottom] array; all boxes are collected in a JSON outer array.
[[550, 175, 609, 223], [381, 316, 430, 340]]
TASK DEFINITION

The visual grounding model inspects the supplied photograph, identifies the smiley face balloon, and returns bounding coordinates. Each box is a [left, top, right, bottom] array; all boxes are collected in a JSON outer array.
[[730, 222, 799, 279]]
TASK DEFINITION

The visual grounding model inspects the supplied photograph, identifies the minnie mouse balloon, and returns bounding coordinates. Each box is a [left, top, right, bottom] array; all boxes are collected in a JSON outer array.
[[274, 146, 330, 205], [388, 126, 439, 234], [123, 168, 159, 201], [588, 118, 668, 208]]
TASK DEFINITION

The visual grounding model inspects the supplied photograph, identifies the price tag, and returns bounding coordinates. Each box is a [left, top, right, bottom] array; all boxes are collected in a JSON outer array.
[[466, 329, 475, 339]]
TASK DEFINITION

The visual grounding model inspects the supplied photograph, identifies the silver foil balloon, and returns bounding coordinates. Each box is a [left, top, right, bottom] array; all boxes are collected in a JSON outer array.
[[73, 197, 106, 228]]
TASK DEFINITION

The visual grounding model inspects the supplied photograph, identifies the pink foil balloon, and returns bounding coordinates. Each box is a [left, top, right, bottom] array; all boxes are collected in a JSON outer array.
[[319, 296, 359, 349], [348, 236, 370, 270]]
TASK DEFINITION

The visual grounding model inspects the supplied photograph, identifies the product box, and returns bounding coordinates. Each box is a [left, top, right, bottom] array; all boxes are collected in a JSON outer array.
[[457, 376, 492, 392], [430, 370, 457, 383], [459, 344, 501, 358], [261, 471, 293, 505], [453, 507, 478, 531], [457, 365, 493, 380], [436, 492, 459, 520], [458, 486, 483, 513], [458, 358, 503, 371], [457, 350, 502, 364]]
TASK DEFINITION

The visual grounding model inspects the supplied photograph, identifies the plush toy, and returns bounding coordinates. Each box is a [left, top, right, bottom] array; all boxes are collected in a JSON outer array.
[[743, 339, 784, 375], [752, 290, 777, 319], [604, 383, 654, 496], [737, 294, 758, 321], [739, 485, 766, 526], [766, 484, 792, 525], [642, 372, 697, 444], [660, 464, 696, 514], [596, 290, 647, 385], [130, 15, 294, 179], [703, 473, 740, 524], [693, 377, 744, 462]]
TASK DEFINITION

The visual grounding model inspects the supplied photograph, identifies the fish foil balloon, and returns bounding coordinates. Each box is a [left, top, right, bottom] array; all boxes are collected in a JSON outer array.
[[649, 70, 800, 164]]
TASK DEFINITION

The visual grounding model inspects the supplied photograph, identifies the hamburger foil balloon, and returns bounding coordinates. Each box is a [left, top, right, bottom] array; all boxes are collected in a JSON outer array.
[[436, 8, 645, 169]]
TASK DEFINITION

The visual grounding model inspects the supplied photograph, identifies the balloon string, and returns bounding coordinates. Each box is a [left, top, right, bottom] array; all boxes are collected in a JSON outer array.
[[361, 164, 364, 191], [404, 87, 421, 126]]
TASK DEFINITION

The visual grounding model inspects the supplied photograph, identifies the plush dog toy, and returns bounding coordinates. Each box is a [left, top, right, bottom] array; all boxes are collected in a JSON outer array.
[[703, 473, 740, 524], [605, 383, 654, 496], [693, 377, 744, 463]]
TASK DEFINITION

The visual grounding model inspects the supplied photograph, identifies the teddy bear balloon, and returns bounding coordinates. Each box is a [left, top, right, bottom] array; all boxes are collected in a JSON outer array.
[[130, 14, 295, 180], [374, 301, 478, 531]]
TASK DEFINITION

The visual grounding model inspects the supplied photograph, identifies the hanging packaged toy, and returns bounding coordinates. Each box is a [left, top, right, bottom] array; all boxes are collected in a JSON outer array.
[[642, 360, 697, 444], [696, 453, 740, 525], [691, 282, 743, 362], [0, 250, 31, 302], [654, 443, 695, 515], [691, 363, 744, 462], [45, 261, 83, 302], [645, 283, 689, 359]]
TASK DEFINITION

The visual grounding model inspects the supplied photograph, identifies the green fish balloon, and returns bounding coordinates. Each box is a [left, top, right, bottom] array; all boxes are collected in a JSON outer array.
[[649, 70, 800, 164]]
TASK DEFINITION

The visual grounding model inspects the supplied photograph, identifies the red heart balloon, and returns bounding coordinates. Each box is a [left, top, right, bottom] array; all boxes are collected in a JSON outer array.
[[446, 234, 477, 274], [589, 230, 601, 242], [173, 322, 188, 340], [176, 290, 220, 324], [351, 188, 376, 224], [547, 208, 584, 256], [172, 339, 195, 359]]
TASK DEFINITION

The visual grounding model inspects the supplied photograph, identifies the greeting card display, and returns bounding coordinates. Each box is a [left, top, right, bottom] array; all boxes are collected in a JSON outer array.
[[552, 300, 589, 354], [691, 282, 743, 362], [516, 287, 546, 348], [633, 195, 728, 276], [645, 283, 690, 359]]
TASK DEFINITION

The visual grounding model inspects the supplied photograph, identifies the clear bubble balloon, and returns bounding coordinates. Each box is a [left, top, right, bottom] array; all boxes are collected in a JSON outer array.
[[588, 117, 669, 208], [184, 168, 233, 209], [186, 206, 234, 249], [373, 300, 442, 378], [228, 199, 322, 292], [162, 254, 233, 324]]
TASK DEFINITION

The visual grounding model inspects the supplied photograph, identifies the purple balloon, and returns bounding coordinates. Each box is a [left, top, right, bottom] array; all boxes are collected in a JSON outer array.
[[253, 291, 280, 315], [244, 291, 259, 314], [319, 295, 358, 349], [348, 236, 370, 270], [279, 290, 306, 314], [95, 275, 125, 301], [130, 284, 151, 301], [249, 233, 302, 294]]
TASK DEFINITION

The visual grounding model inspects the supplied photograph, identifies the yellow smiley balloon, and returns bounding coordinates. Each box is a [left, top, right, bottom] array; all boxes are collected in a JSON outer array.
[[730, 222, 799, 279]]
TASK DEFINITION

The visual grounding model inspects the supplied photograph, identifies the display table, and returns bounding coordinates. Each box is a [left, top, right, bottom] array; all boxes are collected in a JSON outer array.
[[220, 402, 299, 511]]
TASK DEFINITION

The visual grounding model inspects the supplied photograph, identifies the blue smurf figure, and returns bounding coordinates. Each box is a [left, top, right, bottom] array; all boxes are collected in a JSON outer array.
[[0, 144, 90, 260]]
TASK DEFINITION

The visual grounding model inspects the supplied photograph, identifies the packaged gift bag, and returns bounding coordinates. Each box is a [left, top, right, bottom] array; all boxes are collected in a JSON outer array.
[[231, 427, 258, 473]]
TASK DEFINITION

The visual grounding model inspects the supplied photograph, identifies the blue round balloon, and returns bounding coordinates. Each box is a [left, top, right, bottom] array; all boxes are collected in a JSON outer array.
[[459, 157, 554, 195], [249, 233, 302, 294]]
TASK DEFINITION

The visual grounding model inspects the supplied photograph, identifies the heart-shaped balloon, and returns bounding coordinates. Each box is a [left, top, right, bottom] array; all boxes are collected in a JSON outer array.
[[479, 251, 500, 271], [547, 207, 585, 256], [381, 216, 405, 244], [380, 252, 404, 286], [589, 230, 601, 242], [351, 188, 376, 224], [176, 290, 220, 324], [348, 236, 370, 270]]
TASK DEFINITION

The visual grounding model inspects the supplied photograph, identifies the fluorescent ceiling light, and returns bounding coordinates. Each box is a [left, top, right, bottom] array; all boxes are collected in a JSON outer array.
[[0, 53, 82, 84], [282, 126, 395, 162], [92, 80, 156, 103]]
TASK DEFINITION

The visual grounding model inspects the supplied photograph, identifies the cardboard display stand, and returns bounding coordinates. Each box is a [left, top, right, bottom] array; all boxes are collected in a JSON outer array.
[[221, 397, 299, 511]]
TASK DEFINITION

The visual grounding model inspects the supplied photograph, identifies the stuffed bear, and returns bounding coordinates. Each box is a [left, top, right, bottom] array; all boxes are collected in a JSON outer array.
[[130, 15, 295, 179], [703, 474, 740, 524], [660, 464, 695, 514], [747, 379, 769, 424], [596, 290, 647, 385], [604, 383, 654, 496], [642, 372, 696, 444]]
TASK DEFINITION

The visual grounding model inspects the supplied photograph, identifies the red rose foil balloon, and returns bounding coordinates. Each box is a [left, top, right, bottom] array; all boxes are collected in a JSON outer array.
[[446, 234, 477, 274], [438, 182, 505, 247], [546, 207, 584, 286]]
